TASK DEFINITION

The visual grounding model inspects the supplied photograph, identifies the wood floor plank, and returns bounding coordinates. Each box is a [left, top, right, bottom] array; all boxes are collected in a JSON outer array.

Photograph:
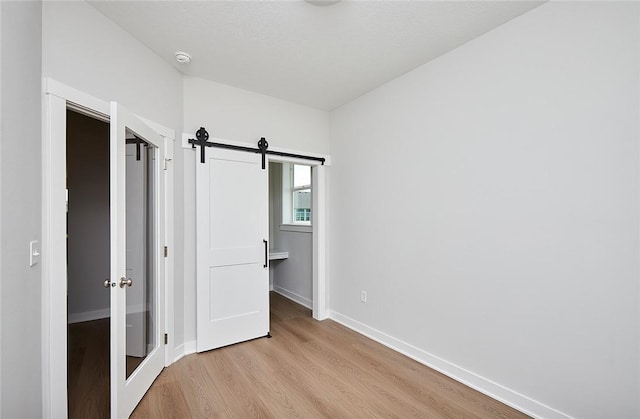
[[246, 334, 351, 417], [68, 318, 110, 419]]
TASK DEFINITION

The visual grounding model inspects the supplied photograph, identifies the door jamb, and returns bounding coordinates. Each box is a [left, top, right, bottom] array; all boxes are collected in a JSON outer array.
[[41, 79, 175, 418]]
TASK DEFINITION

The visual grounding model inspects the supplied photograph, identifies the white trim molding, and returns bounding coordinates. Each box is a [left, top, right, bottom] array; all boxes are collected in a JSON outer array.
[[279, 224, 312, 233], [67, 309, 110, 324], [329, 310, 572, 419], [311, 164, 328, 320], [273, 287, 312, 310], [45, 78, 110, 117], [42, 91, 69, 419], [173, 341, 197, 364]]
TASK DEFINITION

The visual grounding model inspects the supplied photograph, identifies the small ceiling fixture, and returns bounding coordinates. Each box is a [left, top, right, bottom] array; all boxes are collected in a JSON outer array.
[[175, 51, 192, 64], [305, 0, 341, 7]]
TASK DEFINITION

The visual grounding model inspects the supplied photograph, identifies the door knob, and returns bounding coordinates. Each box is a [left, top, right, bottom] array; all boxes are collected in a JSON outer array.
[[104, 279, 111, 288], [119, 277, 133, 288]]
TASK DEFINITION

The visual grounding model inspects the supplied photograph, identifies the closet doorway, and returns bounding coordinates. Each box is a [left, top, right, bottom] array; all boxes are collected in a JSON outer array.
[[268, 162, 314, 311], [66, 110, 111, 418]]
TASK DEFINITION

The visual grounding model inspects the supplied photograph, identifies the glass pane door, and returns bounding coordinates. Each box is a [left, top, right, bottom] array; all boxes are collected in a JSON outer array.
[[110, 102, 165, 419], [124, 134, 157, 378]]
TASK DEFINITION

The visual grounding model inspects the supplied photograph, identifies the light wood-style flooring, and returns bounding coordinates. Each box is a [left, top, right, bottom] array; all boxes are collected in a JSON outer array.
[[68, 294, 529, 418], [131, 293, 529, 418]]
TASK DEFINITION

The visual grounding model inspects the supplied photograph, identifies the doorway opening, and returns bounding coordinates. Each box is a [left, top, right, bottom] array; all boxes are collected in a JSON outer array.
[[268, 161, 313, 318], [66, 109, 111, 418]]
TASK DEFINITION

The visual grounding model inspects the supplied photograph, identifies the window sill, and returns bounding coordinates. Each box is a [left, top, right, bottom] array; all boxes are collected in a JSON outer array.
[[280, 224, 312, 233]]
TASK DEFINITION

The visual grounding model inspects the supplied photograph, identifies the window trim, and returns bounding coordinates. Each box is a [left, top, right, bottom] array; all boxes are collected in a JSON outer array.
[[279, 223, 312, 233]]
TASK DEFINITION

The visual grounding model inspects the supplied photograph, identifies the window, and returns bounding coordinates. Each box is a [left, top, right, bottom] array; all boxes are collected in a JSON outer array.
[[292, 164, 311, 224], [282, 163, 312, 225], [295, 208, 311, 222]]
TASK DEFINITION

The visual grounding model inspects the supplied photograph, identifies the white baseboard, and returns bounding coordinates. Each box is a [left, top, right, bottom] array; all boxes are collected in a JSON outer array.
[[173, 340, 197, 363], [273, 286, 312, 309], [68, 308, 110, 324], [68, 305, 149, 324], [329, 310, 571, 419], [173, 344, 185, 363], [185, 340, 196, 355]]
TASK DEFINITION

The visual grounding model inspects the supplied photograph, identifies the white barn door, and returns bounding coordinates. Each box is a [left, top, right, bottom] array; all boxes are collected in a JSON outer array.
[[196, 147, 269, 352]]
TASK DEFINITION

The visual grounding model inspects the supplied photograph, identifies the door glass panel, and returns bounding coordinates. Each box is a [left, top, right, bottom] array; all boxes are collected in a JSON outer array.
[[125, 130, 157, 379]]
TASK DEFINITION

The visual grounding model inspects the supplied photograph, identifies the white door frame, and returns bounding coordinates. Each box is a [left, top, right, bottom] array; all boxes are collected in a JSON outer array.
[[182, 134, 330, 321], [41, 79, 175, 418]]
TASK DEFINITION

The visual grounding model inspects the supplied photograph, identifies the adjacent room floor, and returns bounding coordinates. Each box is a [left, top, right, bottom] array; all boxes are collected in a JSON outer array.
[[68, 319, 149, 418]]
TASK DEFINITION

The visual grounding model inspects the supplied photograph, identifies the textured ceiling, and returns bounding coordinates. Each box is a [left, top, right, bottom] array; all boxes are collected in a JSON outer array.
[[89, 0, 543, 110]]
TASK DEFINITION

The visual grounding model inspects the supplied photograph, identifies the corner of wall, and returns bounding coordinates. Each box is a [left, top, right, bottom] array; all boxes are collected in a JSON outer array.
[[1, 1, 43, 417]]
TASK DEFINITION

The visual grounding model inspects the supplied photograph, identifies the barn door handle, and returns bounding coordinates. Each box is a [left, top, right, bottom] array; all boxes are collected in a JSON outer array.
[[263, 240, 268, 268]]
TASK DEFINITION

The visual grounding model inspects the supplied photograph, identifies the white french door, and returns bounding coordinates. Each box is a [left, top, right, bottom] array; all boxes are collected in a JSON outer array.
[[196, 147, 269, 352], [109, 102, 165, 418]]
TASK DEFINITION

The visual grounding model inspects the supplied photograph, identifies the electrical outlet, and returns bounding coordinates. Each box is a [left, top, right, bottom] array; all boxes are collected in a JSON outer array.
[[360, 290, 367, 303]]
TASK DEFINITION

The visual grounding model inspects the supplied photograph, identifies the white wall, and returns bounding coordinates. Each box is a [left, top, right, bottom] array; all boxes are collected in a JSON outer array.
[[272, 229, 313, 308], [182, 77, 330, 346], [0, 1, 42, 417], [42, 2, 181, 130], [330, 2, 639, 418], [0, 1, 3, 409], [183, 77, 330, 154], [42, 1, 185, 349]]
